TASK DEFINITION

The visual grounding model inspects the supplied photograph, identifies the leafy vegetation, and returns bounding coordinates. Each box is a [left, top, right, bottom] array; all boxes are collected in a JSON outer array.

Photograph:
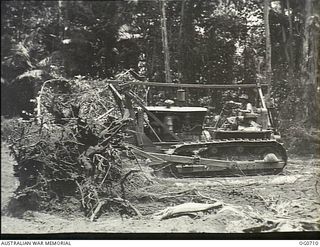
[[1, 1, 319, 146]]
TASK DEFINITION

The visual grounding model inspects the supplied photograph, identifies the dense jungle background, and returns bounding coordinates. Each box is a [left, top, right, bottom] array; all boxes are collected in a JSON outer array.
[[1, 0, 320, 234], [1, 0, 320, 154]]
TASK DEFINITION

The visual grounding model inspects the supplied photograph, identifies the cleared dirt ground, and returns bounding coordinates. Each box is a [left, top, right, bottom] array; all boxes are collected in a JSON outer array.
[[1, 143, 319, 233]]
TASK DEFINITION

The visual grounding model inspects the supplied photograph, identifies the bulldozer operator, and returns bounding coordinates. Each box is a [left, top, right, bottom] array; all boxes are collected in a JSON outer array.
[[238, 94, 253, 113], [237, 94, 261, 130], [221, 94, 261, 130]]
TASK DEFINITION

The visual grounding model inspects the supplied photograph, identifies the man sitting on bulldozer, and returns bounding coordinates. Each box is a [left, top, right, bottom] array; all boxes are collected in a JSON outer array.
[[222, 94, 261, 131], [238, 94, 253, 113], [236, 94, 261, 130]]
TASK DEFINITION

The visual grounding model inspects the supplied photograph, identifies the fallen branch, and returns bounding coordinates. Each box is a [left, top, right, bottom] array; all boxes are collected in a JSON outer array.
[[127, 202, 142, 218], [90, 201, 104, 222], [75, 180, 85, 208], [153, 202, 223, 220], [195, 190, 217, 202]]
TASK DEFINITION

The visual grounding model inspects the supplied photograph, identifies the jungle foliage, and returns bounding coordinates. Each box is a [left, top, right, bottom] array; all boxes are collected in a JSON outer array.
[[1, 0, 319, 145]]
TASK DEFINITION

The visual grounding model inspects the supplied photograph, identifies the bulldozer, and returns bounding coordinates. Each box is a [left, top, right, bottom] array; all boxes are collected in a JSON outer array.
[[108, 80, 287, 177]]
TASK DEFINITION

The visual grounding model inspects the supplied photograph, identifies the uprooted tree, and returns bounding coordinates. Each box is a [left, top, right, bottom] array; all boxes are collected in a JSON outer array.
[[5, 78, 151, 220]]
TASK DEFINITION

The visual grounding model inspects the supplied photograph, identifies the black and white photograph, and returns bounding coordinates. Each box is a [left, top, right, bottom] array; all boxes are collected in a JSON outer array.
[[1, 0, 319, 238]]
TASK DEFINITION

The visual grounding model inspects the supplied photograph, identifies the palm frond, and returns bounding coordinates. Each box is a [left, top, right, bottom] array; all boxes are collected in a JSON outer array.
[[15, 42, 30, 60]]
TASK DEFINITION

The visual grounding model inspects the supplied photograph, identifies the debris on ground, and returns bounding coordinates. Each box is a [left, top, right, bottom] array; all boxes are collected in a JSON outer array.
[[153, 202, 223, 220]]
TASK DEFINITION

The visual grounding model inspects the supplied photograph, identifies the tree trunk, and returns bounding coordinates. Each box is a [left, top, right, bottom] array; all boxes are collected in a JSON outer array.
[[264, 0, 272, 102], [280, 16, 289, 63], [178, 0, 186, 83], [160, 0, 172, 83], [58, 1, 63, 39], [301, 0, 312, 86], [311, 21, 319, 87], [280, 0, 294, 83], [286, 0, 295, 82], [300, 0, 315, 125]]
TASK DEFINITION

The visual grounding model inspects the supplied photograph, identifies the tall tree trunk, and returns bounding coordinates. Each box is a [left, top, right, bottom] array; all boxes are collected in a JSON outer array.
[[58, 0, 63, 39], [309, 1, 319, 87], [311, 21, 319, 87], [301, 0, 312, 86], [264, 0, 272, 102], [150, 38, 157, 79], [280, 0, 294, 83], [178, 0, 185, 83], [300, 0, 314, 125], [286, 0, 295, 82], [280, 13, 289, 62], [160, 0, 172, 83]]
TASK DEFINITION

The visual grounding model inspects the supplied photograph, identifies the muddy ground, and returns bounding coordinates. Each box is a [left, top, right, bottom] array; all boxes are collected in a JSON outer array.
[[1, 143, 320, 234]]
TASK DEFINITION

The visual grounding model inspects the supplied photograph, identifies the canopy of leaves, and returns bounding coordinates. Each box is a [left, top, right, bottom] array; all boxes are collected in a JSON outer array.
[[1, 0, 319, 128]]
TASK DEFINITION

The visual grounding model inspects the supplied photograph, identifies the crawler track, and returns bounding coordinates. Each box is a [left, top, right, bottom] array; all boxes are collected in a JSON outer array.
[[168, 139, 288, 177]]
